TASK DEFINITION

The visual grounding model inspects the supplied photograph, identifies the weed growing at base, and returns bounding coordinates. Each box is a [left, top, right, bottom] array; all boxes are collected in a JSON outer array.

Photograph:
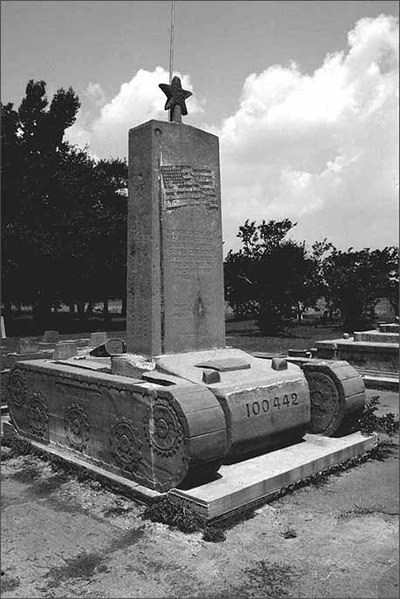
[[355, 395, 399, 438]]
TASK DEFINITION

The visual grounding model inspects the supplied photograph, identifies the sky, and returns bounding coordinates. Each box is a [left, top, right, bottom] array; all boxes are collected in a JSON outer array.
[[1, 0, 399, 254]]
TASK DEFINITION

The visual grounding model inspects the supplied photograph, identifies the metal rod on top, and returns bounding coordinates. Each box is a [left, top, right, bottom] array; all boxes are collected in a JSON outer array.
[[159, 0, 192, 123], [169, 0, 175, 84]]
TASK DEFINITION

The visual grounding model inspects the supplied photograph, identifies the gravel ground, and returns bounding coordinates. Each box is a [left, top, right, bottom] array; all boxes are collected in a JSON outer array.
[[1, 405, 398, 598]]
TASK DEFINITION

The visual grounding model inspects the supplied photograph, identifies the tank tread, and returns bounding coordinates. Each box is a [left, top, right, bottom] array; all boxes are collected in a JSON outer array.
[[300, 360, 365, 436]]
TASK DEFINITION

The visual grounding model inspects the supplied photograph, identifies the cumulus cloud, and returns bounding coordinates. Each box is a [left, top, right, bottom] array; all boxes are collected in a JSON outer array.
[[84, 82, 106, 107], [65, 66, 204, 160], [65, 15, 398, 252], [219, 14, 399, 252]]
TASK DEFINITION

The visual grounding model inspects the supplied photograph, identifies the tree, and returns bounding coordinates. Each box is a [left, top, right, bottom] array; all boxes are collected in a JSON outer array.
[[224, 219, 322, 334], [1, 80, 128, 327], [320, 246, 399, 331], [2, 80, 81, 319]]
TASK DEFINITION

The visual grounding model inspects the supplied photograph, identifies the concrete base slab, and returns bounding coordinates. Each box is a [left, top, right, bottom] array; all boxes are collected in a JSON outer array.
[[168, 432, 377, 520], [316, 338, 399, 352], [354, 330, 399, 344], [361, 373, 399, 391], [315, 338, 398, 373], [379, 323, 399, 333]]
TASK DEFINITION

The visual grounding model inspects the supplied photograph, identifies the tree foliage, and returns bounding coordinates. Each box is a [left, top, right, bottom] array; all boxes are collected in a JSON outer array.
[[1, 80, 127, 325], [319, 245, 399, 331], [224, 218, 398, 334], [224, 219, 322, 333]]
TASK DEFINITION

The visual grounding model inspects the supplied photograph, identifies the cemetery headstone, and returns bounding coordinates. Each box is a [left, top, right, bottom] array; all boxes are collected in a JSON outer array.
[[43, 330, 60, 343], [1, 315, 6, 339], [90, 331, 108, 347], [17, 338, 40, 354], [90, 338, 126, 357], [53, 342, 78, 360]]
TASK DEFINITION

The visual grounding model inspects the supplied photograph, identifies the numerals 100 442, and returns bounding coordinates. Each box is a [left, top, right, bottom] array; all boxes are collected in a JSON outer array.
[[245, 393, 298, 418]]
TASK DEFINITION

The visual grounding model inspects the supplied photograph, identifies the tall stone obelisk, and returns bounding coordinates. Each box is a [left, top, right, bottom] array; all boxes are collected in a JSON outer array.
[[126, 76, 226, 356]]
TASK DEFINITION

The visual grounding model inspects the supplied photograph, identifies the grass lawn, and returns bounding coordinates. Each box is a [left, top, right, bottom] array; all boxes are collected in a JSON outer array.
[[2, 315, 344, 356], [225, 319, 344, 354]]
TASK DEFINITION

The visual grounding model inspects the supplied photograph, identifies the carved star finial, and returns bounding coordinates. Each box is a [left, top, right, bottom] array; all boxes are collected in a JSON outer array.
[[159, 76, 192, 123]]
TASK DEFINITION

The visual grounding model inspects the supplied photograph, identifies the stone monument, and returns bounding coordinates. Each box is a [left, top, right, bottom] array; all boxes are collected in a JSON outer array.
[[6, 77, 370, 510], [127, 76, 225, 355]]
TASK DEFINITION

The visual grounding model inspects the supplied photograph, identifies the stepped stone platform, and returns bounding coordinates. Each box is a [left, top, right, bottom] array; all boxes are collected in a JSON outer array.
[[359, 370, 399, 391], [353, 331, 398, 344], [379, 323, 399, 333], [315, 322, 399, 374]]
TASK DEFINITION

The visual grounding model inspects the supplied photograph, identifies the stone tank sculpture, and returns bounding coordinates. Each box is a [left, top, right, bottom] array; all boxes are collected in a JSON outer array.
[[7, 78, 366, 493]]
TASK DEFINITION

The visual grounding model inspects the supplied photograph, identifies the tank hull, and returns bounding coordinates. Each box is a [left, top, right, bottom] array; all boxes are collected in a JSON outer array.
[[7, 360, 227, 492]]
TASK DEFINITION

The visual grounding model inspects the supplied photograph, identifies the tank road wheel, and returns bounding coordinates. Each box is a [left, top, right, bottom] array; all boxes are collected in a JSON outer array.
[[304, 370, 342, 435], [301, 360, 366, 437], [141, 384, 227, 492]]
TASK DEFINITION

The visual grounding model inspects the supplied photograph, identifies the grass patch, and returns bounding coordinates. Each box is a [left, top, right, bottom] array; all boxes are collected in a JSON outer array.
[[102, 505, 133, 517], [240, 561, 294, 598], [142, 495, 227, 542], [143, 495, 204, 533], [354, 396, 399, 438], [44, 552, 103, 590], [30, 473, 70, 496], [281, 528, 297, 539], [0, 573, 20, 593], [1, 436, 33, 456], [42, 530, 146, 592], [338, 505, 399, 520], [109, 526, 146, 551], [202, 525, 227, 543], [0, 448, 13, 462], [10, 464, 41, 483], [212, 560, 296, 598]]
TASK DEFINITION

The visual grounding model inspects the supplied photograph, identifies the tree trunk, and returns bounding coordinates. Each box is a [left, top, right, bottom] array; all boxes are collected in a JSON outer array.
[[77, 301, 85, 319], [2, 302, 12, 319], [103, 299, 111, 324], [33, 299, 52, 328], [85, 301, 95, 316], [389, 298, 399, 317], [2, 303, 12, 334]]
